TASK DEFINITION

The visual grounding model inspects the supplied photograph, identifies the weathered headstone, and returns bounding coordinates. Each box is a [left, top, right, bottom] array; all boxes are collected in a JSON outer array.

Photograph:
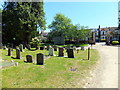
[[46, 45, 50, 50], [27, 44, 31, 49], [8, 48, 12, 56], [81, 46, 85, 50], [36, 53, 44, 65], [73, 46, 76, 51], [49, 47, 54, 56], [40, 46, 44, 50], [11, 44, 13, 51], [19, 44, 23, 52], [26, 55, 32, 63], [53, 45, 57, 51], [16, 48, 20, 59], [67, 49, 74, 58], [23, 44, 26, 49], [58, 47, 64, 57]]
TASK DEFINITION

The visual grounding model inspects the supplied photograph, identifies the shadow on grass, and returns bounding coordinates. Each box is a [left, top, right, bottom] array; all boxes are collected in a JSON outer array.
[[11, 57, 20, 59]]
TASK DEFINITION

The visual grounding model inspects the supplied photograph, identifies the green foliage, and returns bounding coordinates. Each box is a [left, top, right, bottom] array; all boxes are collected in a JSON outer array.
[[2, 2, 46, 45], [48, 13, 72, 37], [112, 41, 119, 45], [47, 13, 92, 42], [30, 37, 41, 47]]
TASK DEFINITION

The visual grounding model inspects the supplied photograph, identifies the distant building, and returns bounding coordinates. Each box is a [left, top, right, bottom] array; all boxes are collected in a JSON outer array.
[[118, 1, 120, 28], [92, 26, 119, 42]]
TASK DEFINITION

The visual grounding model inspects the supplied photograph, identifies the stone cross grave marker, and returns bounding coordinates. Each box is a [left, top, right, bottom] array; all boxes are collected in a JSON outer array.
[[67, 49, 74, 58], [49, 47, 54, 56], [36, 53, 44, 65], [16, 48, 20, 59], [26, 55, 32, 63], [58, 47, 64, 57]]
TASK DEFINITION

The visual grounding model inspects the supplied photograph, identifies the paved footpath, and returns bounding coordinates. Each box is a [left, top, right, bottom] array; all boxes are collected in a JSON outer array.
[[84, 42, 118, 88]]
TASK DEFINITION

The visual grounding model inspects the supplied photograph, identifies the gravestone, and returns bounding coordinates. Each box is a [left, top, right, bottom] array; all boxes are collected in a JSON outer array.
[[36, 53, 44, 65], [26, 55, 32, 63], [0, 43, 3, 49], [47, 45, 50, 50], [27, 44, 31, 49], [40, 46, 44, 50], [58, 47, 64, 57], [67, 49, 74, 58], [11, 44, 13, 51], [16, 48, 20, 59], [8, 48, 12, 56], [49, 47, 54, 56], [81, 46, 85, 50], [73, 46, 76, 51], [19, 44, 23, 52], [3, 46, 6, 50], [23, 44, 26, 49], [53, 45, 57, 51]]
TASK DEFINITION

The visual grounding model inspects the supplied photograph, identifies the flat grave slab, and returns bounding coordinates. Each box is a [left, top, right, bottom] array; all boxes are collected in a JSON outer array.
[[0, 62, 17, 69]]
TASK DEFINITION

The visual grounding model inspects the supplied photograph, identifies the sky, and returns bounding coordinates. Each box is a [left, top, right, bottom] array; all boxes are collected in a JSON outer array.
[[44, 2, 118, 32], [0, 1, 118, 32]]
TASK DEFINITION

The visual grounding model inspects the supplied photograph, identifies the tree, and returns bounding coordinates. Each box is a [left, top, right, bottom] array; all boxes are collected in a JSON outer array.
[[2, 1, 46, 45], [48, 13, 72, 37]]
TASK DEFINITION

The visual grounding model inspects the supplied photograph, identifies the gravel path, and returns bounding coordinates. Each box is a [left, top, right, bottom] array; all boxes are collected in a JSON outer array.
[[84, 42, 118, 88]]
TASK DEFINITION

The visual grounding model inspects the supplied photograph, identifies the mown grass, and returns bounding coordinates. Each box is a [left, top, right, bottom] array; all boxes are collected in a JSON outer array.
[[1, 48, 99, 88]]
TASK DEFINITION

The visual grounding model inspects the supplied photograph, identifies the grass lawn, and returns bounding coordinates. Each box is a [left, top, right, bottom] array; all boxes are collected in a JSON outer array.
[[1, 48, 99, 88]]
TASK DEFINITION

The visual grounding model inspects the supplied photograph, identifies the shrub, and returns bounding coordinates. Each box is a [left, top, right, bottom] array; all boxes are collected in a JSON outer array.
[[30, 37, 41, 47], [112, 41, 119, 45], [101, 39, 106, 42]]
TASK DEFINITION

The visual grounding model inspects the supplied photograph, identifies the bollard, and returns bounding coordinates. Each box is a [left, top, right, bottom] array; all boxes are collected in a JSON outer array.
[[88, 47, 90, 60]]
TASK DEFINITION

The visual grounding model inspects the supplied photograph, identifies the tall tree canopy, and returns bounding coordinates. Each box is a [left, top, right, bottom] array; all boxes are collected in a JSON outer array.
[[2, 1, 46, 45], [48, 13, 72, 37], [47, 13, 92, 42]]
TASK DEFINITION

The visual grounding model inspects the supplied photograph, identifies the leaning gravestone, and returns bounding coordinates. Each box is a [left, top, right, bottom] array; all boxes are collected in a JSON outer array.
[[67, 49, 74, 58], [19, 44, 23, 52], [36, 53, 44, 65], [58, 47, 64, 57], [26, 55, 32, 63], [53, 45, 57, 51], [16, 48, 20, 59], [8, 48, 12, 56], [49, 47, 54, 56]]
